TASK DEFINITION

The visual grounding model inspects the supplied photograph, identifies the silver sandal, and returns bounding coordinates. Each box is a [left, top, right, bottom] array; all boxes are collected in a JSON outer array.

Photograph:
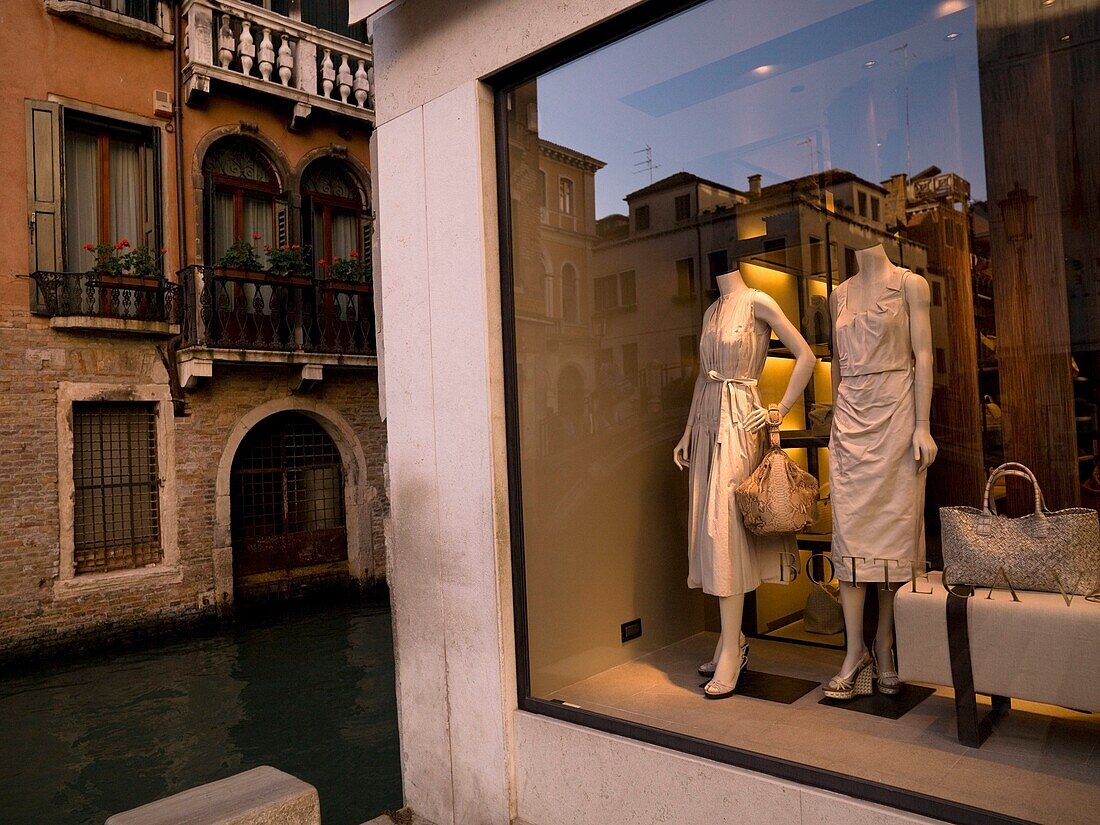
[[823, 651, 874, 700], [698, 640, 750, 677], [873, 649, 902, 695]]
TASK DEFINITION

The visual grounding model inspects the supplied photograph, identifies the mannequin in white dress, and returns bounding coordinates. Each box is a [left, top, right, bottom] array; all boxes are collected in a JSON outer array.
[[673, 269, 815, 698], [825, 243, 937, 699]]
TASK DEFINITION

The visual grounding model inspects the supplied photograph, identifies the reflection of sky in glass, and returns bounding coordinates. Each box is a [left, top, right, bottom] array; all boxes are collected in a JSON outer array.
[[537, 0, 986, 218]]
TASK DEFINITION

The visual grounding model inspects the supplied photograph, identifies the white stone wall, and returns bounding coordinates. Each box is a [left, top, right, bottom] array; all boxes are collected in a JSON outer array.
[[370, 2, 950, 824]]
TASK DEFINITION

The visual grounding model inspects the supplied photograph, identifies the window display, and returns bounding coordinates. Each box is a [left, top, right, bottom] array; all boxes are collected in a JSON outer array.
[[497, 0, 1100, 822]]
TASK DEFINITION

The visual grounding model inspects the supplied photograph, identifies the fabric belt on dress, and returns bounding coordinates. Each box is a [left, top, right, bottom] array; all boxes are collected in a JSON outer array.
[[706, 370, 758, 443]]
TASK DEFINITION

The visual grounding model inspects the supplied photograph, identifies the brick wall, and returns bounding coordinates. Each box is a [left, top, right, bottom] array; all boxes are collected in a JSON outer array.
[[0, 323, 387, 661]]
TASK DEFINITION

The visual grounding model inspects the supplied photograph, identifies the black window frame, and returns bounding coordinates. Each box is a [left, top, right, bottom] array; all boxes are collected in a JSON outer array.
[[488, 2, 1026, 823]]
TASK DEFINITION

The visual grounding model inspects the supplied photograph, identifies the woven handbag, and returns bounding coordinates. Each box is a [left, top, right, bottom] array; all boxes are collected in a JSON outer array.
[[735, 405, 818, 536], [940, 462, 1100, 596], [803, 581, 844, 635]]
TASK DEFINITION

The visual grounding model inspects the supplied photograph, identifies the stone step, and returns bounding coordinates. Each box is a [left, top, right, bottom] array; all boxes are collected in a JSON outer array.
[[105, 765, 320, 825]]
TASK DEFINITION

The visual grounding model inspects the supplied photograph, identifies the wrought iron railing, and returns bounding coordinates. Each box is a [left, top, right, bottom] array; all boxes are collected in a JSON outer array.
[[31, 270, 180, 324], [179, 266, 376, 356]]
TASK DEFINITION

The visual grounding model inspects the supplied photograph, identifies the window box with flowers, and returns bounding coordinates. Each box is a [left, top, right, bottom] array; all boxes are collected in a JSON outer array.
[[318, 249, 373, 289]]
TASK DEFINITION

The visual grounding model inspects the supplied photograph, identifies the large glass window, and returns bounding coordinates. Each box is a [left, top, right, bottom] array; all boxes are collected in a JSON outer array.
[[500, 1, 1100, 822]]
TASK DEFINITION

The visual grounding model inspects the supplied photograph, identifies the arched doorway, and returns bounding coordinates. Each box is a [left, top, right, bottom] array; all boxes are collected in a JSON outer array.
[[230, 411, 348, 594]]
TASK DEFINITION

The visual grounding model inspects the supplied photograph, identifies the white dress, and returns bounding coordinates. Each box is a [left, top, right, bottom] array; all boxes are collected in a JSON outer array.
[[830, 267, 926, 584], [687, 289, 793, 597]]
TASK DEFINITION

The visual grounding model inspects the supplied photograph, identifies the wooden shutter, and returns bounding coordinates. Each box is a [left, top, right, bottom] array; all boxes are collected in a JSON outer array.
[[26, 100, 62, 311], [361, 214, 373, 279]]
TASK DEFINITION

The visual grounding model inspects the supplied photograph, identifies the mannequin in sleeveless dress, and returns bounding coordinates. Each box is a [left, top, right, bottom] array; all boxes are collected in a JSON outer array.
[[673, 269, 816, 697], [826, 243, 937, 698]]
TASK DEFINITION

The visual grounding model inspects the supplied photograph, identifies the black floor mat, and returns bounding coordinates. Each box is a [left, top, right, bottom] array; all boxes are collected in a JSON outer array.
[[818, 684, 935, 719], [700, 669, 821, 704]]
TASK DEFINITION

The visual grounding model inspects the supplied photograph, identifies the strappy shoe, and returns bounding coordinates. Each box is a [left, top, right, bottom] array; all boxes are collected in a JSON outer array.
[[873, 649, 902, 695], [823, 651, 874, 700], [698, 640, 750, 677], [703, 651, 747, 700]]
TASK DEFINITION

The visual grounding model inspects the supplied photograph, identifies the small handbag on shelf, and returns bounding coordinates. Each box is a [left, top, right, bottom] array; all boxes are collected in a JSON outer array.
[[735, 405, 819, 536], [940, 462, 1100, 596], [803, 580, 844, 635]]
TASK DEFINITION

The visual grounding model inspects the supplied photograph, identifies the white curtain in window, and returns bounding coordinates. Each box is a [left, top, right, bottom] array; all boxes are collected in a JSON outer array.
[[64, 131, 99, 271], [109, 140, 142, 249], [243, 195, 273, 251], [331, 210, 357, 260], [213, 191, 235, 261]]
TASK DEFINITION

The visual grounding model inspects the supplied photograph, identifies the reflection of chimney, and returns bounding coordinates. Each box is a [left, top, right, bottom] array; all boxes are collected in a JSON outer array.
[[748, 174, 762, 199]]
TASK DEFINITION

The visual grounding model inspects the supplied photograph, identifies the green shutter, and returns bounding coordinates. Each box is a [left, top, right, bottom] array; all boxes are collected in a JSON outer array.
[[26, 100, 63, 311]]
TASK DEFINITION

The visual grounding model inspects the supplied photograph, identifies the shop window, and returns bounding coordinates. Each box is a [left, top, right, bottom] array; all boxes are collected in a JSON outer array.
[[675, 257, 695, 298], [72, 402, 161, 574], [558, 177, 575, 215], [498, 1, 1099, 823], [674, 194, 692, 221]]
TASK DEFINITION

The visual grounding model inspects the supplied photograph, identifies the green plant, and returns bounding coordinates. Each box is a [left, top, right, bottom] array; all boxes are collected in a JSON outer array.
[[265, 243, 312, 277], [321, 249, 371, 283], [218, 234, 264, 270], [83, 239, 166, 278]]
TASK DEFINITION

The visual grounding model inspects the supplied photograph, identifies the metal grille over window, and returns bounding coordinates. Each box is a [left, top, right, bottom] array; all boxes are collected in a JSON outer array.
[[72, 402, 161, 574], [230, 413, 346, 578]]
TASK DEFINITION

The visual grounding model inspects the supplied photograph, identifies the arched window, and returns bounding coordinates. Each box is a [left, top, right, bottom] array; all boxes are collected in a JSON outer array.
[[561, 263, 579, 322], [202, 136, 283, 264], [301, 158, 370, 279]]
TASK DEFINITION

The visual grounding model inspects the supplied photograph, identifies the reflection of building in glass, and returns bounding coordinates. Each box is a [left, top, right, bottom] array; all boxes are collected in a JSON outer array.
[[883, 168, 987, 517], [505, 87, 605, 456], [592, 168, 929, 431]]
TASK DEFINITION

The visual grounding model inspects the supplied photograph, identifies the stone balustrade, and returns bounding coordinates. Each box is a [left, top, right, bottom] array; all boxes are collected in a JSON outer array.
[[182, 0, 373, 126]]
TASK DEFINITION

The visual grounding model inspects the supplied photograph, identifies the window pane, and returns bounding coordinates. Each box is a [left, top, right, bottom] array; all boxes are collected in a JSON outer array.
[[213, 191, 235, 261], [243, 194, 273, 250], [63, 131, 99, 270], [501, 1, 1099, 821], [331, 209, 358, 260]]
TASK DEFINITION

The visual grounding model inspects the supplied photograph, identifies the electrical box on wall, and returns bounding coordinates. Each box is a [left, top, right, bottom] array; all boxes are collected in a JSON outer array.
[[153, 90, 173, 119], [620, 618, 642, 644]]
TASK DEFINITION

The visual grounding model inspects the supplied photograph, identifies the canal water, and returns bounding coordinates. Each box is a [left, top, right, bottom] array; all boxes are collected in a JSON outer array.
[[0, 598, 402, 825]]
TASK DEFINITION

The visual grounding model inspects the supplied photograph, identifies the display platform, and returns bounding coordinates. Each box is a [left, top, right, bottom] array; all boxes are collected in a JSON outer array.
[[545, 632, 1100, 824], [698, 670, 820, 704], [818, 684, 935, 719]]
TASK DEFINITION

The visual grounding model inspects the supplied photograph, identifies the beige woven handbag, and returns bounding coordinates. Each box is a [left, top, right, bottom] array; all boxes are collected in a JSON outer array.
[[940, 462, 1100, 596], [735, 405, 818, 536]]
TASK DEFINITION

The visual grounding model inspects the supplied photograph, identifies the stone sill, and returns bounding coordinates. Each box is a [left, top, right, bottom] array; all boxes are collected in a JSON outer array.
[[54, 565, 184, 598], [183, 63, 375, 125], [179, 346, 377, 368], [45, 0, 174, 47], [50, 316, 181, 336]]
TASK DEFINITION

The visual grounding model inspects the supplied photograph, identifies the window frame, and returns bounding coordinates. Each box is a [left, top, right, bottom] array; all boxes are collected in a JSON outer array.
[[55, 382, 179, 593], [634, 203, 650, 231], [488, 2, 1030, 823], [558, 175, 575, 215]]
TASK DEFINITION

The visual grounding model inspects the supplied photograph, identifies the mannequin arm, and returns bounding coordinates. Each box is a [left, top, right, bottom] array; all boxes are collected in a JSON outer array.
[[752, 292, 815, 429], [905, 274, 938, 472]]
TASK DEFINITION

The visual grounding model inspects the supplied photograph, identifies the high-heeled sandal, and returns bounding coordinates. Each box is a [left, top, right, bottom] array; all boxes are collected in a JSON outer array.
[[703, 649, 747, 700], [823, 650, 874, 700], [698, 640, 750, 677], [872, 649, 902, 695]]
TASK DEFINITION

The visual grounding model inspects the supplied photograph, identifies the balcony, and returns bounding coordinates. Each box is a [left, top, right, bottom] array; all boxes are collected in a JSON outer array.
[[31, 270, 181, 335], [182, 0, 374, 127], [45, 0, 173, 46], [177, 266, 376, 387]]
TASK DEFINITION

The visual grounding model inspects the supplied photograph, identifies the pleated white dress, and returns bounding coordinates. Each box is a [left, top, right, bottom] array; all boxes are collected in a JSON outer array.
[[687, 289, 793, 597], [830, 267, 926, 584]]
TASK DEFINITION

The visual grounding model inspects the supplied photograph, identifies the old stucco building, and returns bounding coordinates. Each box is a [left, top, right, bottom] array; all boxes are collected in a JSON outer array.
[[0, 0, 385, 658]]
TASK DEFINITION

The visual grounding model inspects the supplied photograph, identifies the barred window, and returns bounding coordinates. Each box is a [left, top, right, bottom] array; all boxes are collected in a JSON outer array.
[[72, 402, 162, 574]]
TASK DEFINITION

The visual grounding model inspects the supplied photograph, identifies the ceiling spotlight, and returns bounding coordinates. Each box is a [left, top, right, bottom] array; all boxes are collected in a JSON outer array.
[[863, 60, 878, 69], [753, 65, 775, 75], [1041, 1, 1056, 7], [945, 32, 960, 41], [1061, 34, 1072, 41]]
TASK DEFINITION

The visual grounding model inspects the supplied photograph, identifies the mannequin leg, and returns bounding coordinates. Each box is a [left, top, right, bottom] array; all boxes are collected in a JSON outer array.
[[708, 628, 747, 666], [873, 585, 897, 664], [837, 581, 869, 675], [710, 594, 746, 686]]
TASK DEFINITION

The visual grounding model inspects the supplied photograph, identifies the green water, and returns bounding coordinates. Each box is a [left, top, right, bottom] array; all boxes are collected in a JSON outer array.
[[0, 599, 402, 825]]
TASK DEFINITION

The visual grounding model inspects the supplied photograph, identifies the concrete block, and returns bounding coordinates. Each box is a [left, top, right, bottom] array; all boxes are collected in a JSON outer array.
[[105, 765, 320, 825]]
